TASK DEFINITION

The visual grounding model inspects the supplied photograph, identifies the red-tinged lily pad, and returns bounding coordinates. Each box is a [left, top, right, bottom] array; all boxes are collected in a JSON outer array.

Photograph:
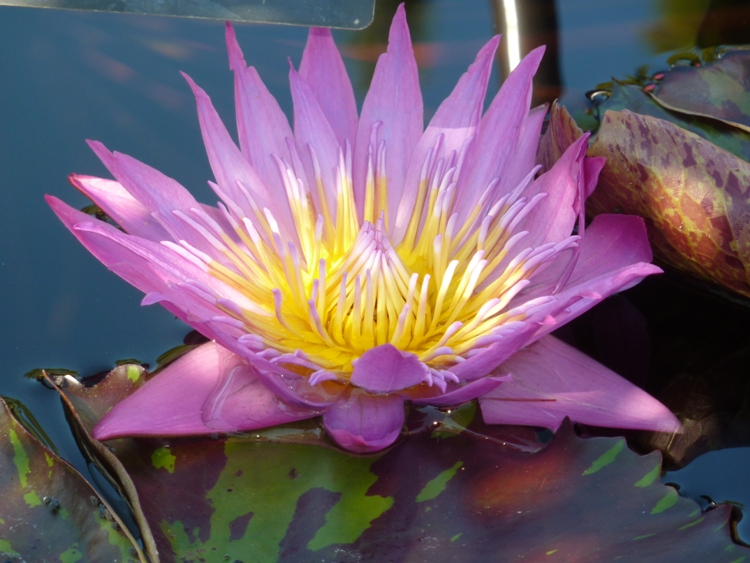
[[0, 396, 144, 562], [54, 365, 747, 563], [539, 102, 750, 299], [589, 109, 750, 297], [653, 50, 750, 133]]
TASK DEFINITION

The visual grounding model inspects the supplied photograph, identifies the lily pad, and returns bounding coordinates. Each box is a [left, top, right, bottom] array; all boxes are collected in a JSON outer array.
[[653, 50, 750, 133], [54, 365, 748, 563], [539, 103, 750, 299], [596, 81, 750, 162], [48, 366, 161, 562], [587, 109, 750, 298], [0, 395, 143, 562]]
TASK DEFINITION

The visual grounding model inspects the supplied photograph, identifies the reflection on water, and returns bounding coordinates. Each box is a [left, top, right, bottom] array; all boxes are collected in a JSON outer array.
[[2, 0, 750, 544], [667, 447, 750, 532]]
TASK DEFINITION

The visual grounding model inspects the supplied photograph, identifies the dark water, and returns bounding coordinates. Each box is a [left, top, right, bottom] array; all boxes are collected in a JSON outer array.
[[2, 0, 750, 545]]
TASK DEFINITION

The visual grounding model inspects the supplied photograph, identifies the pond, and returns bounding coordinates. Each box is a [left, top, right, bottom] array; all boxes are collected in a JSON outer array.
[[2, 0, 750, 559]]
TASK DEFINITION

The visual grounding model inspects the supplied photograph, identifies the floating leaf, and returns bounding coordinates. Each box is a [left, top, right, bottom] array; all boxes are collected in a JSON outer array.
[[653, 50, 750, 133], [0, 396, 144, 562], [54, 366, 748, 563], [597, 81, 750, 162], [587, 109, 750, 298], [48, 366, 161, 562], [539, 103, 750, 299]]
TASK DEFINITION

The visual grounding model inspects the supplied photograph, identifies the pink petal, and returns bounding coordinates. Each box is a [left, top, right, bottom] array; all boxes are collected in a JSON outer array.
[[225, 24, 295, 191], [411, 374, 511, 406], [455, 47, 544, 222], [583, 156, 606, 201], [521, 134, 589, 248], [521, 214, 662, 339], [323, 390, 405, 453], [350, 343, 428, 393], [193, 320, 346, 411], [46, 196, 256, 323], [48, 205, 226, 340], [352, 4, 422, 220], [183, 72, 254, 197], [392, 34, 499, 243], [499, 103, 547, 196], [183, 73, 298, 243], [86, 145, 245, 269], [289, 64, 342, 218], [248, 367, 341, 410], [47, 195, 188, 289], [479, 336, 681, 433], [87, 141, 204, 243], [68, 174, 170, 241], [299, 27, 358, 148], [93, 342, 318, 440], [448, 314, 555, 383]]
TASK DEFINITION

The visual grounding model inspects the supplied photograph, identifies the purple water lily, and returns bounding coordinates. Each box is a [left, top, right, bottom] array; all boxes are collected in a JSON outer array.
[[47, 6, 680, 453]]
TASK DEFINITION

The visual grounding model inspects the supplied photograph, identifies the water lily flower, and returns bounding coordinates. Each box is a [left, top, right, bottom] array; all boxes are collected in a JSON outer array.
[[47, 6, 680, 453]]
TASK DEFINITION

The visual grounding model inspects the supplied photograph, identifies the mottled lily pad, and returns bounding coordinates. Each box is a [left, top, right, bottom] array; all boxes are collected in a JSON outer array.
[[0, 396, 143, 562], [653, 50, 750, 133], [588, 109, 750, 298], [549, 49, 750, 300], [53, 365, 749, 563], [539, 102, 750, 299]]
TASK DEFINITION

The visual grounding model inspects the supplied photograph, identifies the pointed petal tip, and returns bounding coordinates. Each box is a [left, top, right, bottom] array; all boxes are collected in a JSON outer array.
[[479, 336, 681, 435], [522, 44, 546, 66], [68, 172, 110, 190], [45, 194, 85, 227], [388, 3, 413, 50], [180, 71, 199, 92], [474, 35, 500, 65], [569, 131, 590, 157], [182, 72, 215, 108], [225, 22, 246, 71], [86, 139, 109, 156], [394, 2, 406, 20], [91, 421, 124, 442], [530, 44, 546, 56]]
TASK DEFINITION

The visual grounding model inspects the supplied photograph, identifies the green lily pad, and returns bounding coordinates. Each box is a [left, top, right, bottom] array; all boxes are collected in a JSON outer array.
[[597, 81, 750, 162], [0, 396, 143, 562], [54, 365, 748, 563], [653, 50, 750, 133]]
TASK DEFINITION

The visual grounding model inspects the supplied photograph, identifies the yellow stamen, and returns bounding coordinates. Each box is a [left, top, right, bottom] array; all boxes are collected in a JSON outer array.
[[198, 137, 548, 379]]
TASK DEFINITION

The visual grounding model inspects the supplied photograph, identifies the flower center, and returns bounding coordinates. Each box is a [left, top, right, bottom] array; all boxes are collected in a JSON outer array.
[[168, 135, 577, 378]]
